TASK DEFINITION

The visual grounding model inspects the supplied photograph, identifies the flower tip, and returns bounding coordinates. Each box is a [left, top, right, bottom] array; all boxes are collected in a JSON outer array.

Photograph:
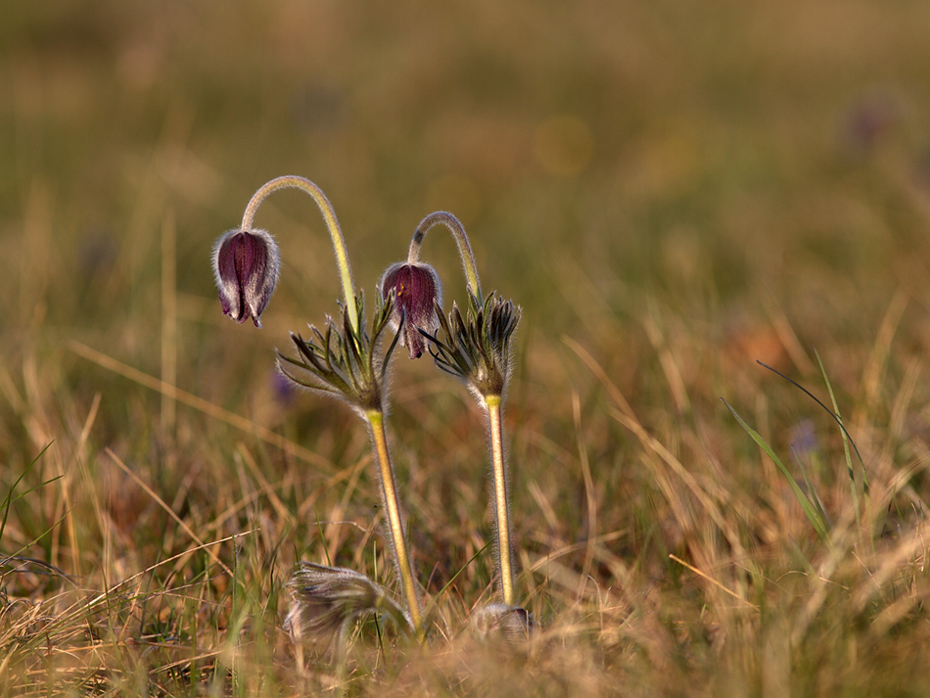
[[212, 228, 280, 327]]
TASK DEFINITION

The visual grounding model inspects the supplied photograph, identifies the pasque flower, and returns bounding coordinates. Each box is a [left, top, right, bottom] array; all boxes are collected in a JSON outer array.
[[379, 261, 442, 358], [212, 228, 280, 327], [395, 211, 525, 616], [211, 176, 425, 642]]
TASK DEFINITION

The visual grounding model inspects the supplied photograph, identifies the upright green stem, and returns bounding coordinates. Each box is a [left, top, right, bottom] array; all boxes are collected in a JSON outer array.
[[366, 410, 424, 641], [484, 394, 515, 606], [240, 175, 359, 333], [408, 211, 482, 300]]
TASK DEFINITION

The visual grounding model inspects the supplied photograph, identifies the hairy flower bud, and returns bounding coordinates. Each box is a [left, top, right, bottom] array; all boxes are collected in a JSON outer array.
[[212, 228, 280, 327], [285, 562, 413, 647], [378, 262, 442, 358], [471, 604, 534, 644]]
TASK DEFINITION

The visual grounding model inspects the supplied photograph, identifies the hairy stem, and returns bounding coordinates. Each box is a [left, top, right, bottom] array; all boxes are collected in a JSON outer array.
[[366, 410, 424, 641], [240, 175, 359, 332], [407, 211, 482, 300], [485, 395, 515, 606]]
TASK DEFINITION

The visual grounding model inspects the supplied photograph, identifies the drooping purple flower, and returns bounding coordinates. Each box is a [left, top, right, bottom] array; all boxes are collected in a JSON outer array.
[[378, 262, 442, 358], [212, 228, 280, 327]]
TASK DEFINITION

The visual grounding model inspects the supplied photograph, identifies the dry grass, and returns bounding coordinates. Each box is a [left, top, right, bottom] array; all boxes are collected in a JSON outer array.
[[3, 0, 930, 695]]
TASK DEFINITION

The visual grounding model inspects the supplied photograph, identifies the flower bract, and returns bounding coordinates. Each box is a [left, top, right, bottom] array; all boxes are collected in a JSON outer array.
[[425, 291, 521, 400], [277, 293, 401, 415], [471, 603, 534, 644]]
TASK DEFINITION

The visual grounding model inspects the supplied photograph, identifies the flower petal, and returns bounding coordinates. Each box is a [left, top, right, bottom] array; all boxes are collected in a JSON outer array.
[[378, 262, 442, 358], [212, 228, 280, 327]]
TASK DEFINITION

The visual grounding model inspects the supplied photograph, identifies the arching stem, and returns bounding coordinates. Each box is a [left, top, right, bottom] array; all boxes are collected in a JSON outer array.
[[241, 175, 359, 333], [407, 211, 482, 300]]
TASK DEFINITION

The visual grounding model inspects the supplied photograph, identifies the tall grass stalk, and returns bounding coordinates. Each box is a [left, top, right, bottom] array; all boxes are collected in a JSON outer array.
[[160, 210, 177, 434], [814, 349, 870, 532]]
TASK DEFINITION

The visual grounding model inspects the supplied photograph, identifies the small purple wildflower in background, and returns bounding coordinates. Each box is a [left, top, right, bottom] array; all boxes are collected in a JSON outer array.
[[271, 368, 297, 407], [838, 90, 901, 158], [378, 261, 442, 358], [790, 419, 819, 460], [212, 228, 280, 327]]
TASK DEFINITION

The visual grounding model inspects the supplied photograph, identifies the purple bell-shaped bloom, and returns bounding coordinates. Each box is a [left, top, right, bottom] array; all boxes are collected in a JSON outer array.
[[212, 228, 280, 327], [378, 262, 442, 358]]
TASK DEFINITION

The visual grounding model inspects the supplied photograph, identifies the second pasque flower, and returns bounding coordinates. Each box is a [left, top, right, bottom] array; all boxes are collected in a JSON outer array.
[[378, 262, 442, 359]]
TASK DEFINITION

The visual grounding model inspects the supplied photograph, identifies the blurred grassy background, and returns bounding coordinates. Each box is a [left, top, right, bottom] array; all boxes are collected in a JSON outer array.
[[3, 0, 930, 695]]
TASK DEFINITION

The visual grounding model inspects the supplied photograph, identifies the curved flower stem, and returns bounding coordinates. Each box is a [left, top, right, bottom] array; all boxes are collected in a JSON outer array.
[[484, 394, 515, 606], [366, 410, 425, 641], [407, 211, 482, 300], [240, 175, 359, 333]]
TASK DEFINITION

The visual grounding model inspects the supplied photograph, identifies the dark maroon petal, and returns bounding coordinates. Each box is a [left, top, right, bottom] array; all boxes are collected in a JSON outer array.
[[378, 262, 442, 358], [404, 323, 427, 359], [212, 228, 280, 327]]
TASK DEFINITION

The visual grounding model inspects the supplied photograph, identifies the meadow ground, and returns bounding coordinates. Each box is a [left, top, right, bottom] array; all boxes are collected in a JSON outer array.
[[3, 1, 930, 695]]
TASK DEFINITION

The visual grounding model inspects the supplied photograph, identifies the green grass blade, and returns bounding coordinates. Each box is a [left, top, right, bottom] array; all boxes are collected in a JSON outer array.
[[0, 442, 54, 542], [723, 399, 830, 541], [814, 348, 869, 523], [424, 541, 492, 618]]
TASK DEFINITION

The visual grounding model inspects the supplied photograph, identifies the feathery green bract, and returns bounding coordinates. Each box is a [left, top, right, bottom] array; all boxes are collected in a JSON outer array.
[[277, 292, 402, 413], [425, 291, 521, 399]]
